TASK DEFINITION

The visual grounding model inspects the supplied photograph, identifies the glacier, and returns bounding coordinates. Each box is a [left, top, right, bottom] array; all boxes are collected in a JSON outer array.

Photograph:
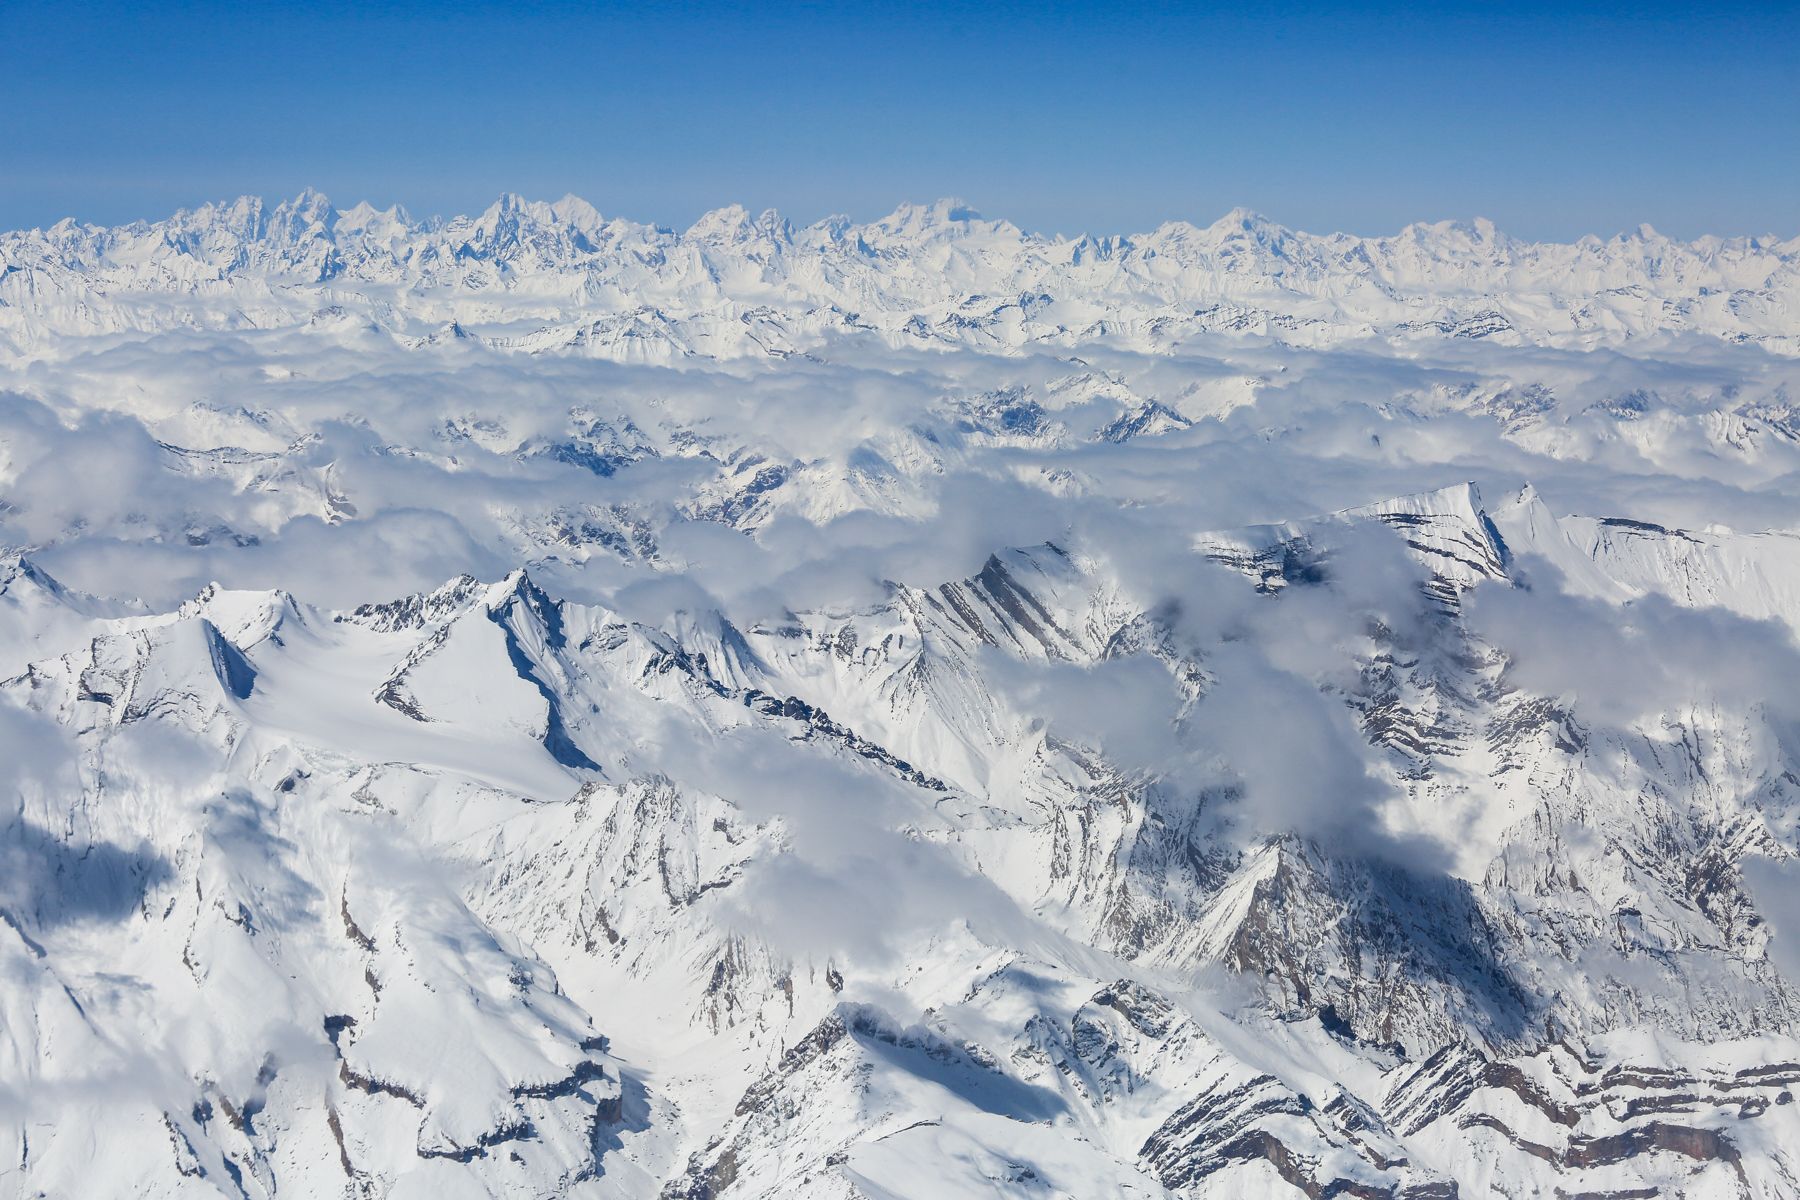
[[3, 194, 1800, 1198]]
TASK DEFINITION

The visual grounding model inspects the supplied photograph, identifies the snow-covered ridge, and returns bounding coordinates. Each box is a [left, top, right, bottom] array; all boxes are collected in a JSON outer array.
[[10, 476, 1800, 1196], [8, 178, 1800, 1195], [3, 191, 1797, 358]]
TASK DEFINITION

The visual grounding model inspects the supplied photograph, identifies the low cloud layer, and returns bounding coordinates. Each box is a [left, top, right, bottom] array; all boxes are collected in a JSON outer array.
[[7, 325, 1800, 897]]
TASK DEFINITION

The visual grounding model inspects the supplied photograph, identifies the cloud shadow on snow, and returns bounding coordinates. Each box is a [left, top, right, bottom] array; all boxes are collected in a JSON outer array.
[[0, 820, 173, 936]]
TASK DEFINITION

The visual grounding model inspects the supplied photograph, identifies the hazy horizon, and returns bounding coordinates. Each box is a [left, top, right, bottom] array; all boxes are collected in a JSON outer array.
[[5, 0, 1795, 242], [11, 187, 1797, 245]]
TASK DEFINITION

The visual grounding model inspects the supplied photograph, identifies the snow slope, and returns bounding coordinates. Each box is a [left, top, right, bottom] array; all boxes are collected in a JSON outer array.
[[5, 199, 1800, 1197], [2, 193, 1797, 361]]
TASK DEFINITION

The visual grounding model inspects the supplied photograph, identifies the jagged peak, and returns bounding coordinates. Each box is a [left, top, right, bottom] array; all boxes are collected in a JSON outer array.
[[809, 212, 855, 241], [1198, 481, 1511, 593], [687, 202, 748, 231], [336, 199, 414, 232], [660, 606, 767, 683], [683, 203, 792, 245], [11, 193, 1794, 258], [276, 186, 332, 213], [869, 197, 986, 238], [548, 193, 603, 230], [338, 573, 483, 632], [1341, 480, 1488, 524], [1140, 218, 1206, 244], [1206, 205, 1286, 236], [4, 193, 1795, 360], [484, 567, 535, 609], [1390, 216, 1510, 254], [2, 553, 70, 599], [176, 581, 305, 643], [483, 567, 568, 623]]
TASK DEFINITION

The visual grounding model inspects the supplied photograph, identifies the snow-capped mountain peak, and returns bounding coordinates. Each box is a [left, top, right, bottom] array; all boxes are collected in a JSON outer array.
[[6, 187, 1800, 1197]]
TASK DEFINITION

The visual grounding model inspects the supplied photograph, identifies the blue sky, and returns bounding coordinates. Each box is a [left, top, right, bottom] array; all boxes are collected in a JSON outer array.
[[3, 0, 1795, 239]]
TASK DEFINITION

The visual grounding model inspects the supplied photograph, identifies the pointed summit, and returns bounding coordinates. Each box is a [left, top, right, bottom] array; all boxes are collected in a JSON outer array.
[[1209, 205, 1280, 232], [685, 204, 751, 241], [548, 194, 603, 232], [870, 197, 985, 239], [1202, 207, 1291, 246]]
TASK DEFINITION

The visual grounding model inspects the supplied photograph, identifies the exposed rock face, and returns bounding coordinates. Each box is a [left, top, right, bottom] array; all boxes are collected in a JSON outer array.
[[7, 198, 1800, 1196], [7, 475, 1800, 1196]]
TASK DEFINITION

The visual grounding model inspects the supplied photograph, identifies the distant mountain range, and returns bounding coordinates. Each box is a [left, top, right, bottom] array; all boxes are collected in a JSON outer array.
[[3, 192, 1796, 359], [6, 192, 1800, 1197]]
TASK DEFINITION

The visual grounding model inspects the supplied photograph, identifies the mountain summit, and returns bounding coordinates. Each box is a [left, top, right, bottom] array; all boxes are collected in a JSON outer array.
[[5, 192, 1800, 1197], [3, 193, 1796, 361]]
